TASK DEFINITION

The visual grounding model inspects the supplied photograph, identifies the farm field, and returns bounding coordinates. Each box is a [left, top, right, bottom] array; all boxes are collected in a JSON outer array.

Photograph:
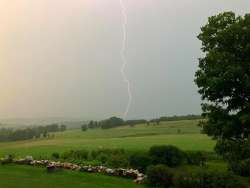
[[0, 165, 144, 188], [1, 120, 249, 188], [0, 120, 215, 158]]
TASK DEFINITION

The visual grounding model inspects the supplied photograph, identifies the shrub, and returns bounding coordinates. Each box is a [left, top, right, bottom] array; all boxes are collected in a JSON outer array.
[[149, 145, 184, 167], [51, 152, 60, 159], [81, 160, 102, 167], [230, 158, 250, 177], [186, 151, 206, 166], [0, 154, 15, 165], [174, 170, 246, 188], [81, 125, 87, 131], [74, 150, 89, 160], [96, 153, 109, 164], [215, 139, 250, 161], [61, 151, 71, 160], [61, 149, 89, 160], [146, 165, 173, 188], [174, 173, 200, 188], [129, 152, 152, 172], [91, 148, 125, 160], [89, 148, 128, 168], [107, 154, 129, 168], [202, 171, 246, 188]]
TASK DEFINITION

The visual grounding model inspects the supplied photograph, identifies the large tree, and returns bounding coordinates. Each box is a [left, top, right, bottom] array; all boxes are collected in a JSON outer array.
[[195, 12, 250, 159]]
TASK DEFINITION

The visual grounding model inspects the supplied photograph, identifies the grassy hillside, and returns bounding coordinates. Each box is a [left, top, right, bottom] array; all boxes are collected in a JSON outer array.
[[0, 120, 215, 158], [0, 165, 143, 188]]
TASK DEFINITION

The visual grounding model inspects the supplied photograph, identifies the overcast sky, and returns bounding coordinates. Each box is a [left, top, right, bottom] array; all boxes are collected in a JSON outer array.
[[0, 0, 249, 120]]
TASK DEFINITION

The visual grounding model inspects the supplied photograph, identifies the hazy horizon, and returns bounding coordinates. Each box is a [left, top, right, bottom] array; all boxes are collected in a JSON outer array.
[[1, 0, 250, 120]]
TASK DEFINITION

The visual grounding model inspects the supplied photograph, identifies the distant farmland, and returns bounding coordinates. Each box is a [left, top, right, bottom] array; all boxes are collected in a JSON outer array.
[[0, 119, 215, 158]]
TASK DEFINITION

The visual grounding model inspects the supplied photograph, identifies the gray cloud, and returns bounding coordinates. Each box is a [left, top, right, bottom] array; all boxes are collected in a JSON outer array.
[[0, 0, 249, 120]]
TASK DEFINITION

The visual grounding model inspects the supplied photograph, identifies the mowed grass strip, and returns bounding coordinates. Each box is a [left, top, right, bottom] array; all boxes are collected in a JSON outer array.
[[0, 165, 144, 188], [0, 120, 215, 157]]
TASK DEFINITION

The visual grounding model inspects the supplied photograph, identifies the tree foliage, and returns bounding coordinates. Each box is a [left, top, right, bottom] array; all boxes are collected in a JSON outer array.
[[99, 117, 124, 129], [195, 11, 250, 141], [0, 124, 66, 142], [146, 165, 173, 188], [149, 145, 184, 167]]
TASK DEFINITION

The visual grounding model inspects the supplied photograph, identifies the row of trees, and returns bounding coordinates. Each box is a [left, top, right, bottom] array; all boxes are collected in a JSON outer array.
[[81, 117, 157, 131], [0, 124, 66, 142], [81, 117, 125, 130], [157, 114, 202, 121], [149, 114, 202, 125], [81, 115, 202, 131]]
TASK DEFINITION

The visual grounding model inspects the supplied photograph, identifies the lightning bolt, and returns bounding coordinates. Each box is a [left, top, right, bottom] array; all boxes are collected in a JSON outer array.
[[119, 0, 132, 120]]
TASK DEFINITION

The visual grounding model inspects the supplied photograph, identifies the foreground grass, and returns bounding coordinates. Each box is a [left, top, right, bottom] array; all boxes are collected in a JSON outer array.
[[0, 165, 144, 188], [0, 120, 215, 158]]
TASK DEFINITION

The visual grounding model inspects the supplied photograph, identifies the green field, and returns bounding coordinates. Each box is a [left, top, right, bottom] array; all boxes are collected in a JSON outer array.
[[1, 119, 249, 188], [0, 165, 144, 188], [0, 120, 215, 158]]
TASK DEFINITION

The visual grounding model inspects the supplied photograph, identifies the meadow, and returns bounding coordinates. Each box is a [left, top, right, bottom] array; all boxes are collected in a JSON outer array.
[[1, 119, 249, 188], [0, 165, 144, 188], [0, 120, 215, 158]]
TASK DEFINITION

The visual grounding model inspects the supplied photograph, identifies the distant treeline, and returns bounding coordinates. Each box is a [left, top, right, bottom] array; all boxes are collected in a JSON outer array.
[[81, 115, 202, 131], [81, 117, 147, 131], [150, 114, 202, 124], [0, 124, 66, 142]]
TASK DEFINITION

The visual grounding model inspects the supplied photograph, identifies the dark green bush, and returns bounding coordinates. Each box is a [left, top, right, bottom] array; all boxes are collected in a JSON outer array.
[[186, 151, 206, 166], [149, 145, 184, 167], [96, 153, 109, 164], [90, 148, 128, 167], [215, 139, 250, 161], [51, 152, 60, 159], [74, 150, 89, 160], [90, 150, 98, 160], [61, 149, 89, 160], [239, 158, 250, 176], [80, 160, 102, 166], [203, 152, 222, 161], [61, 151, 70, 159], [81, 125, 87, 131], [91, 148, 125, 160], [202, 170, 246, 188], [146, 165, 173, 188], [230, 158, 250, 177], [129, 152, 151, 172], [107, 154, 129, 168], [174, 173, 200, 188], [174, 170, 246, 188], [0, 154, 15, 165]]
